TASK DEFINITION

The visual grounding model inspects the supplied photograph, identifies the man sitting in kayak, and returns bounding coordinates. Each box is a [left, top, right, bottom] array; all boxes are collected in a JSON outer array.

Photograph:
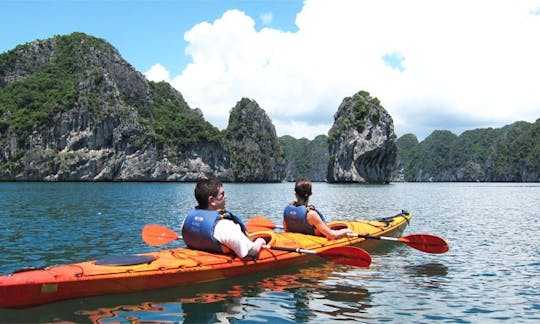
[[283, 178, 352, 240], [182, 179, 266, 259]]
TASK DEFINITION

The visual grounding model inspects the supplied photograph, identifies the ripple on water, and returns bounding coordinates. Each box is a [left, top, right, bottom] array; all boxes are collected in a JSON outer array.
[[1, 182, 539, 323]]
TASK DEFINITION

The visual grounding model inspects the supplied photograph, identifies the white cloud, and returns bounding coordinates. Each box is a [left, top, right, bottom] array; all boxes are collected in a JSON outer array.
[[274, 120, 333, 140], [148, 0, 540, 140], [145, 63, 170, 82]]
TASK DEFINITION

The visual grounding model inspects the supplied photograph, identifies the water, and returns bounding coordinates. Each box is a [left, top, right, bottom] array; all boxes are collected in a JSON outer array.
[[0, 182, 539, 323]]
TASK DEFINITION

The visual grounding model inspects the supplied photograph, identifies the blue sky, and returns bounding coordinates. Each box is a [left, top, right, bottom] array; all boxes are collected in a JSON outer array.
[[1, 0, 539, 140], [1, 0, 302, 75]]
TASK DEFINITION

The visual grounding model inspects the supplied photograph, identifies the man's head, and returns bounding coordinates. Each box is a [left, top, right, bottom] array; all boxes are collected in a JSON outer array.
[[195, 179, 227, 210]]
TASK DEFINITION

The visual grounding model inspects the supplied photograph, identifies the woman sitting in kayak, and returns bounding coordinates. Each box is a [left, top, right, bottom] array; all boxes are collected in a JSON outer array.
[[283, 177, 352, 240], [182, 179, 266, 259]]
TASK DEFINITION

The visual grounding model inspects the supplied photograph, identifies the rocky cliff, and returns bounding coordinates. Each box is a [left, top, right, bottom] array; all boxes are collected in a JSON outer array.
[[0, 33, 284, 181], [226, 98, 286, 182], [326, 91, 397, 183]]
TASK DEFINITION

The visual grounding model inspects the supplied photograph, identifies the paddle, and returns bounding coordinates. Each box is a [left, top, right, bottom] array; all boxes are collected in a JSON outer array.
[[245, 216, 449, 254], [142, 224, 371, 267], [142, 224, 183, 247], [348, 233, 449, 254], [267, 245, 371, 267], [246, 216, 280, 231]]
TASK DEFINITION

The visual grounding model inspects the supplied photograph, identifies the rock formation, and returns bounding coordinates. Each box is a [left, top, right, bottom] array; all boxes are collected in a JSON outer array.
[[226, 98, 286, 182], [326, 91, 397, 183], [0, 33, 283, 181]]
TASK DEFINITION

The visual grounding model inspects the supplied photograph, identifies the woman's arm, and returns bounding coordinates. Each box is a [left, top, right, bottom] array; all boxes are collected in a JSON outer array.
[[307, 211, 352, 240]]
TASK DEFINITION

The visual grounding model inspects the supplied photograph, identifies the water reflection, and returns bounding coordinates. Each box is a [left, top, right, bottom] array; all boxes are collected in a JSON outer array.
[[404, 262, 449, 290], [71, 263, 372, 323], [405, 262, 449, 277]]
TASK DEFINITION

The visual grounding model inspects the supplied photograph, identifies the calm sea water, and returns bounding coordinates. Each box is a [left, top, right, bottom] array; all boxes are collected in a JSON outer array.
[[0, 182, 539, 323]]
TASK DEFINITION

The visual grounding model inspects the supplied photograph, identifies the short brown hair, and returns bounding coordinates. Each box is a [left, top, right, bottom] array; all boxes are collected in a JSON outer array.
[[194, 179, 222, 208]]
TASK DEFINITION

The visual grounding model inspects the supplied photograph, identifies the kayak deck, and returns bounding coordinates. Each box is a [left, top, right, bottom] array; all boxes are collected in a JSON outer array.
[[0, 211, 411, 308]]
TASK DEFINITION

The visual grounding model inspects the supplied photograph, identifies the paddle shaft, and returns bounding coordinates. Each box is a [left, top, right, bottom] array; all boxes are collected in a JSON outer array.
[[263, 244, 318, 255], [348, 233, 401, 242]]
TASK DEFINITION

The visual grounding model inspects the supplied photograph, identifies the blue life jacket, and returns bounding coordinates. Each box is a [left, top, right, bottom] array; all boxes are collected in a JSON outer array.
[[182, 208, 247, 254], [283, 203, 327, 235]]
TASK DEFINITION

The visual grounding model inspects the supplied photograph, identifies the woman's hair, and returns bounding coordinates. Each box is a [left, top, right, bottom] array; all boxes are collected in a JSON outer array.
[[195, 179, 222, 208], [294, 177, 312, 201]]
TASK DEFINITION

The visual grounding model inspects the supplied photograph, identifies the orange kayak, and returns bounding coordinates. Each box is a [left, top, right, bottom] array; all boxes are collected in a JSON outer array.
[[0, 211, 411, 308]]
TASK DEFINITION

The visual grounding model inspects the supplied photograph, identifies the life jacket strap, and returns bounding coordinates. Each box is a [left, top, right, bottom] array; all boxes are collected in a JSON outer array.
[[217, 209, 248, 235]]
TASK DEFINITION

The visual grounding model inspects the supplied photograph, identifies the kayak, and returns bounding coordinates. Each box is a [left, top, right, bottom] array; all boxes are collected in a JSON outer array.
[[0, 211, 412, 308]]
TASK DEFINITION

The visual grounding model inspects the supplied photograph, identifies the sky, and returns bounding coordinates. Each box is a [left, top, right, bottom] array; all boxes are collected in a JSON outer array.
[[1, 0, 540, 141]]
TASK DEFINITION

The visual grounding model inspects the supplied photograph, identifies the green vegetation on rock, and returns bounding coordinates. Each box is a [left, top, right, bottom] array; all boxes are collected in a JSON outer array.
[[280, 134, 329, 181], [396, 120, 540, 181], [225, 98, 285, 182], [147, 81, 222, 150], [0, 35, 83, 140]]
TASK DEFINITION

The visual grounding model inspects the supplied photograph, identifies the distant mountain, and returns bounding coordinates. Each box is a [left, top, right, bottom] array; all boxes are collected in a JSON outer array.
[[280, 134, 329, 182], [395, 120, 540, 182]]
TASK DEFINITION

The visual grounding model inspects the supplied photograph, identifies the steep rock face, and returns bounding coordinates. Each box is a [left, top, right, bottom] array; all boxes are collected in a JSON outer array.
[[327, 91, 397, 183], [226, 98, 286, 182], [0, 33, 231, 181]]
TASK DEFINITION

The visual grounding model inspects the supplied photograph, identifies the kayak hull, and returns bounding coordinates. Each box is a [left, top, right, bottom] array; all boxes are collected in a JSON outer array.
[[0, 211, 411, 308]]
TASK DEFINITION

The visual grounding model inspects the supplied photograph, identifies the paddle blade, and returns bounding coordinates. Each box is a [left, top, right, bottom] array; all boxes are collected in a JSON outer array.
[[399, 234, 449, 254], [246, 216, 277, 232], [318, 246, 371, 268], [142, 224, 180, 247], [246, 225, 273, 232]]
